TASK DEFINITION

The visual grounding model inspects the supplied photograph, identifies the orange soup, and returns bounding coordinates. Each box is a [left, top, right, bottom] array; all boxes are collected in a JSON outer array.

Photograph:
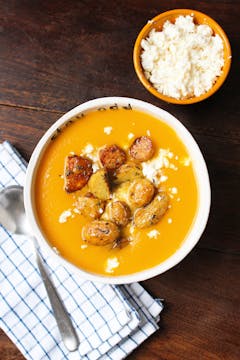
[[35, 108, 198, 275]]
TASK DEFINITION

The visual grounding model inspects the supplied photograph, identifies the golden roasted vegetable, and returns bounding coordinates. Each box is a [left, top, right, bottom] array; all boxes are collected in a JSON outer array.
[[76, 194, 105, 220], [114, 181, 131, 205], [99, 144, 126, 170], [134, 192, 169, 228], [64, 155, 93, 193], [88, 169, 111, 200], [104, 200, 131, 227], [128, 178, 155, 208], [113, 162, 143, 184], [129, 136, 154, 162], [82, 220, 120, 246]]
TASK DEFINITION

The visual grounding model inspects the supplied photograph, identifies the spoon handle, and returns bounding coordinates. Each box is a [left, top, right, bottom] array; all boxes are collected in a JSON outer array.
[[35, 247, 79, 352]]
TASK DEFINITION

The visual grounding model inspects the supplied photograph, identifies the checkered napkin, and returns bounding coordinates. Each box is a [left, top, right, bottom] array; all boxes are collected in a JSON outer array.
[[0, 141, 163, 360]]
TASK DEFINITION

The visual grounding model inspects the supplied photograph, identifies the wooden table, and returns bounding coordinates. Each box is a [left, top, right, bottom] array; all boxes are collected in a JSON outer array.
[[0, 1, 239, 359]]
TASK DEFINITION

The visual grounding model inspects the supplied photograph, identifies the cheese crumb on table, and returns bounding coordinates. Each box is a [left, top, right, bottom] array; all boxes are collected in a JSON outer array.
[[141, 15, 224, 99]]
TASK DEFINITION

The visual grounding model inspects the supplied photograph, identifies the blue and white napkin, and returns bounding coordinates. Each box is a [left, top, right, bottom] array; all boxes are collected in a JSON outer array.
[[0, 141, 163, 360]]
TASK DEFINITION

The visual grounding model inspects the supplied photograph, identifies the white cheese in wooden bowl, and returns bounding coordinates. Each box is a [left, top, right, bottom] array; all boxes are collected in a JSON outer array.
[[140, 15, 225, 99]]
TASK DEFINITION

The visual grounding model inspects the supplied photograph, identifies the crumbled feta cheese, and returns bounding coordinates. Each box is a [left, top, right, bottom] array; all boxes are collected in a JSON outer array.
[[163, 157, 170, 168], [169, 164, 178, 171], [81, 143, 99, 172], [180, 157, 191, 166], [92, 163, 100, 173], [73, 207, 80, 214], [141, 15, 224, 99], [59, 209, 72, 223], [170, 187, 178, 195], [128, 133, 135, 140], [81, 244, 88, 249], [105, 257, 119, 273], [104, 126, 113, 135], [142, 148, 174, 186], [160, 175, 168, 183], [82, 144, 94, 154], [147, 229, 160, 239]]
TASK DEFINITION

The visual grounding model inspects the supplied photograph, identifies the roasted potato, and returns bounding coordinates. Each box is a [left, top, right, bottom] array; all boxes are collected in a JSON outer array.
[[64, 155, 93, 193], [114, 181, 131, 205], [105, 200, 131, 226], [99, 144, 126, 171], [129, 136, 154, 162], [82, 220, 120, 246], [113, 162, 143, 184], [76, 194, 105, 219], [134, 192, 169, 228], [88, 169, 111, 200], [128, 178, 155, 208]]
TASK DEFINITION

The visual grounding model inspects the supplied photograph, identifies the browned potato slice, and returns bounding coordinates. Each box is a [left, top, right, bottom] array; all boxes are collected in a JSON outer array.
[[128, 178, 155, 208], [134, 192, 169, 228], [76, 194, 105, 219], [129, 136, 154, 162], [105, 200, 131, 226], [99, 144, 126, 170], [64, 155, 93, 193], [114, 181, 131, 205], [88, 169, 111, 200], [113, 162, 143, 184], [82, 220, 120, 246]]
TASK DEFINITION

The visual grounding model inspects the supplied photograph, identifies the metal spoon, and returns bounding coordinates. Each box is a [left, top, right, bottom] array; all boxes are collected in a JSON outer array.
[[0, 185, 79, 352]]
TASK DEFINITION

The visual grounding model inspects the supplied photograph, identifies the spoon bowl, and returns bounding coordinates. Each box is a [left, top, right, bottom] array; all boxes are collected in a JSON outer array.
[[0, 185, 31, 235], [0, 185, 79, 352]]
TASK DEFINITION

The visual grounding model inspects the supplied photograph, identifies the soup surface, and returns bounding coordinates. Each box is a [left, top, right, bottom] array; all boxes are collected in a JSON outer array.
[[35, 108, 198, 275]]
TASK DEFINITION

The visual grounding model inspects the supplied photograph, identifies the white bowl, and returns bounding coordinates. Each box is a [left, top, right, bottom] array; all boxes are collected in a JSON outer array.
[[24, 97, 211, 284]]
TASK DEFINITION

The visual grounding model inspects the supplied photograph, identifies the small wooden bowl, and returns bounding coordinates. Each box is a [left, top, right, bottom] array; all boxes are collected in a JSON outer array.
[[133, 9, 232, 104]]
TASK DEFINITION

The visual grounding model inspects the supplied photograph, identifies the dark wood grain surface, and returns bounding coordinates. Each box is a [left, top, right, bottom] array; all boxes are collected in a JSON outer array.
[[0, 1, 239, 359]]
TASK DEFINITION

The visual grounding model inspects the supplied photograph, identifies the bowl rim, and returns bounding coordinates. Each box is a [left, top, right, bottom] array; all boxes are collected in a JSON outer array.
[[24, 97, 211, 284], [133, 8, 232, 104]]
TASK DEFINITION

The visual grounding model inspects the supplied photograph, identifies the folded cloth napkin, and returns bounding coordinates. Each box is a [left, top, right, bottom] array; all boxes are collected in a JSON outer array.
[[0, 141, 163, 360]]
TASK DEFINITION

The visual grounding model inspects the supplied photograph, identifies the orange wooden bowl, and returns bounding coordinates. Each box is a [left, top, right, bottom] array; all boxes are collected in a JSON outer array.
[[133, 9, 232, 104]]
